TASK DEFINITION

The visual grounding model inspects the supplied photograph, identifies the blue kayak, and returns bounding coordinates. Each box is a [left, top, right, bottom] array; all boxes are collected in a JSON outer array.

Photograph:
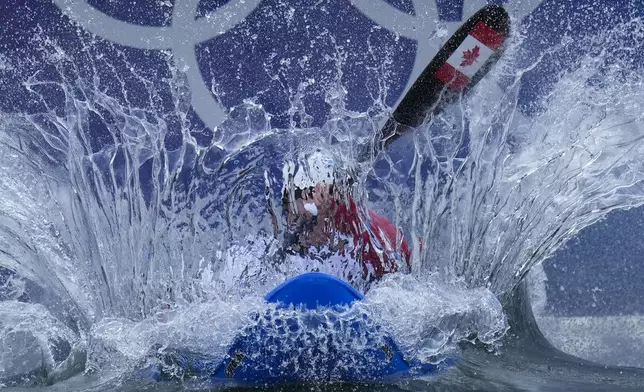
[[143, 272, 455, 386]]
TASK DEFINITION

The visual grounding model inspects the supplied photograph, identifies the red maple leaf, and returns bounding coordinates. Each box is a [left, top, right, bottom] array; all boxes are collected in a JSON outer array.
[[460, 45, 480, 67]]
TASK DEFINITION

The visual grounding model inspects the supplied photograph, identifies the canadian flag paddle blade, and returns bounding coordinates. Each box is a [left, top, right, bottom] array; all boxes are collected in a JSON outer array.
[[392, 5, 509, 127], [436, 21, 505, 88], [370, 5, 510, 157]]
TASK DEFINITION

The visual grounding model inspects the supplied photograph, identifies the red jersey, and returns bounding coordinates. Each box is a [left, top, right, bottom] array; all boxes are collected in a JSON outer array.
[[333, 198, 411, 282]]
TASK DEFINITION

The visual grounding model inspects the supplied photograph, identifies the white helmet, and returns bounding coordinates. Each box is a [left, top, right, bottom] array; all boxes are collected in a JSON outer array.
[[282, 150, 335, 192]]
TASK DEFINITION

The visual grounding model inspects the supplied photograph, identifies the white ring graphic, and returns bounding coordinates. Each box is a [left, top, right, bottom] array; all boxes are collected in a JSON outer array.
[[53, 0, 546, 131], [53, 0, 262, 130]]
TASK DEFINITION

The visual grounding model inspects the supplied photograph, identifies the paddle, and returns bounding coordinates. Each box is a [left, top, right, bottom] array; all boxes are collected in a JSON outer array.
[[369, 4, 510, 159]]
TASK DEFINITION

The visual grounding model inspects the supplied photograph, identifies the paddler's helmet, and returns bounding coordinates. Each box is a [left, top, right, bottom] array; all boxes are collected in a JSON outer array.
[[281, 150, 335, 211]]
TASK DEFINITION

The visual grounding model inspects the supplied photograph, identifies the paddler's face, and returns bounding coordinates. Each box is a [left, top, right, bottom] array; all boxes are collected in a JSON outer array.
[[286, 183, 336, 247]]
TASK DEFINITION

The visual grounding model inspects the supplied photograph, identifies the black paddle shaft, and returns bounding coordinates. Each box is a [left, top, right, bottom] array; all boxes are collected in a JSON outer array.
[[370, 5, 510, 159]]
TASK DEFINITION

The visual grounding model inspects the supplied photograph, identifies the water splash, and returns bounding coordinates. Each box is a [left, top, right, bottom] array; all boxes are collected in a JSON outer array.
[[365, 17, 644, 295], [1, 8, 644, 389], [362, 274, 507, 364]]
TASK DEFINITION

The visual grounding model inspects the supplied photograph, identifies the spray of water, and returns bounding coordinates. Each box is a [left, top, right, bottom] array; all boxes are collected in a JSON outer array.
[[1, 8, 644, 387], [365, 17, 644, 294]]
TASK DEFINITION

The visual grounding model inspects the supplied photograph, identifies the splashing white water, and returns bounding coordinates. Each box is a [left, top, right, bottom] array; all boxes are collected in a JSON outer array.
[[1, 8, 644, 388], [365, 17, 644, 294]]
